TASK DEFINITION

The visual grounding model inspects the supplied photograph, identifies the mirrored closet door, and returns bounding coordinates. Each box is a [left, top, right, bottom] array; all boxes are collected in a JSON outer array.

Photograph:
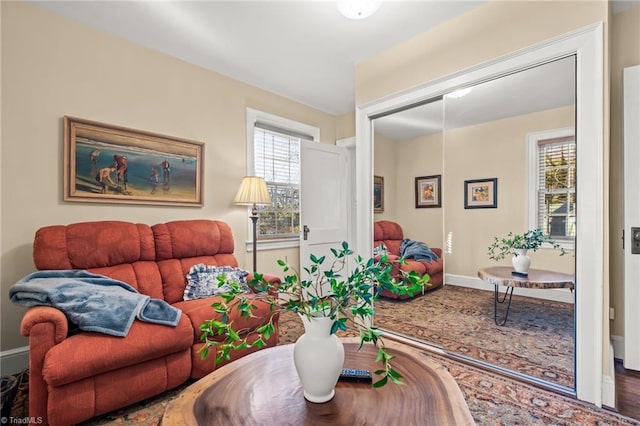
[[371, 56, 577, 392]]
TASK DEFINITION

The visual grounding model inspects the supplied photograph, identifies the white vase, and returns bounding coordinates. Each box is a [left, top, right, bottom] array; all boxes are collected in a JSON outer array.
[[293, 315, 345, 403], [512, 249, 531, 274]]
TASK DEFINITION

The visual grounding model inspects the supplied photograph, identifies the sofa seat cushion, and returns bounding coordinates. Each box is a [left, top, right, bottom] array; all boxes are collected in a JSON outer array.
[[175, 296, 278, 342], [42, 314, 193, 387]]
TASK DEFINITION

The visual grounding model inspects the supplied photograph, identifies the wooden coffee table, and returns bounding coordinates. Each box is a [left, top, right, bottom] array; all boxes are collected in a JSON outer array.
[[162, 338, 474, 425]]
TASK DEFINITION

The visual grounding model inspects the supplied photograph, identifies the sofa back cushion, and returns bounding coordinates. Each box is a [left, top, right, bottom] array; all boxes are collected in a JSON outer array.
[[373, 221, 404, 256], [152, 220, 239, 304], [32, 221, 164, 298], [34, 221, 156, 269], [32, 219, 241, 303]]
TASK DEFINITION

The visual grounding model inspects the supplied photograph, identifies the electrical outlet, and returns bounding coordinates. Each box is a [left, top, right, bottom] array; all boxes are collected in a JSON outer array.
[[609, 307, 615, 320]]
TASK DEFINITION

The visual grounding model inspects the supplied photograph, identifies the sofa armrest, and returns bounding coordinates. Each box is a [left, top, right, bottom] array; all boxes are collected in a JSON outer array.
[[20, 306, 70, 422], [21, 306, 69, 343], [247, 273, 281, 297], [420, 248, 444, 275]]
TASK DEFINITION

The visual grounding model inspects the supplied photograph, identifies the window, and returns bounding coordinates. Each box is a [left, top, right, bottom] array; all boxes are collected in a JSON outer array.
[[246, 109, 319, 248], [254, 126, 301, 239], [528, 128, 576, 247]]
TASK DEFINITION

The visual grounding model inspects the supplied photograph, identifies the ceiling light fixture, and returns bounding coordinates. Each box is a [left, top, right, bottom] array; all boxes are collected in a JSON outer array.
[[444, 87, 473, 99], [337, 0, 382, 20]]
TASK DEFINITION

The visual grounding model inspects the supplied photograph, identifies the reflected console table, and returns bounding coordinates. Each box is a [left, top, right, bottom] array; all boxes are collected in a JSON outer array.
[[477, 266, 575, 326]]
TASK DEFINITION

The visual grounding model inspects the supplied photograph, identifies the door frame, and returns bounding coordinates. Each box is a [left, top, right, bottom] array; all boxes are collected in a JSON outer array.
[[336, 137, 356, 250], [623, 65, 640, 370], [355, 23, 604, 406]]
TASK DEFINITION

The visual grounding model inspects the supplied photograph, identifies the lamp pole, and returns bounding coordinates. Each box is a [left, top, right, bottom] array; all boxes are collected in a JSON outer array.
[[250, 203, 259, 273], [234, 176, 271, 274]]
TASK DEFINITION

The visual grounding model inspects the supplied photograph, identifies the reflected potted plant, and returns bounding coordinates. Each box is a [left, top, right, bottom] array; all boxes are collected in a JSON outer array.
[[198, 242, 428, 402], [487, 228, 566, 274]]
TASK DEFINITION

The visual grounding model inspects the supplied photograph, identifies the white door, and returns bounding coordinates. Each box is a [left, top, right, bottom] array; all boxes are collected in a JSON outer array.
[[623, 65, 640, 371], [300, 141, 350, 293]]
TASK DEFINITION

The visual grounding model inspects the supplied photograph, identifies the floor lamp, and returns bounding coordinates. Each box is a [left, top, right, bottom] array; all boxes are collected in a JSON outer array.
[[234, 176, 272, 272]]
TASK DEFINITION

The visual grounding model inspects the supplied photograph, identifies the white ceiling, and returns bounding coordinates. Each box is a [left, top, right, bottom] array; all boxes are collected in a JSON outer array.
[[26, 0, 637, 132], [27, 0, 485, 115]]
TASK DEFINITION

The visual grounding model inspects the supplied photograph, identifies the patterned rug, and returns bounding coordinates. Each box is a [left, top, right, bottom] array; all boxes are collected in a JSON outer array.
[[375, 285, 575, 388], [6, 290, 638, 425]]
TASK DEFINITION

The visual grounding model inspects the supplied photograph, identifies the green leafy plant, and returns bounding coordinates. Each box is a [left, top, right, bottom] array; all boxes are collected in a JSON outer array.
[[487, 228, 567, 261], [199, 242, 430, 388]]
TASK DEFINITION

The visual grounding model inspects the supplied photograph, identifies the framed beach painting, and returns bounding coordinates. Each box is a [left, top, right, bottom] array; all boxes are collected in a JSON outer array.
[[373, 175, 384, 213], [464, 177, 498, 209], [63, 116, 204, 206], [415, 175, 441, 208]]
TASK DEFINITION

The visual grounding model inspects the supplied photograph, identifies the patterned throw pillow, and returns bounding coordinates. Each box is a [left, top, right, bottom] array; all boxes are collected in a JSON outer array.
[[373, 243, 388, 256], [183, 264, 251, 301]]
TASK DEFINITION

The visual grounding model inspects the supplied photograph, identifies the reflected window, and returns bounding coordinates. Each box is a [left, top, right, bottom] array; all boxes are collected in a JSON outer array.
[[528, 128, 576, 246]]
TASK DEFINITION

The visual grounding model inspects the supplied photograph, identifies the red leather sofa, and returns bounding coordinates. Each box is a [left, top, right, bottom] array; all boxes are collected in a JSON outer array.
[[374, 220, 444, 299], [19, 219, 279, 425]]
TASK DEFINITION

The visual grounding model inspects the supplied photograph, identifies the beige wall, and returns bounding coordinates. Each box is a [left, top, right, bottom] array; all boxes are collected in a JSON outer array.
[[356, 0, 609, 374], [374, 132, 444, 247], [336, 112, 356, 141], [373, 106, 574, 277], [395, 133, 444, 247], [443, 106, 576, 277], [610, 6, 640, 337], [0, 3, 338, 352], [356, 1, 608, 106], [373, 134, 398, 221]]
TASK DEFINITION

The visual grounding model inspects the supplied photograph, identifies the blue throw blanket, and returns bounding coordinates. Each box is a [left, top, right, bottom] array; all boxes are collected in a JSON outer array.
[[10, 270, 181, 337], [400, 239, 439, 264]]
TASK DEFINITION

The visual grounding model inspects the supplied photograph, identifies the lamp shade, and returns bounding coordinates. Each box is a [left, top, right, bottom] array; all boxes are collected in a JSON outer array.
[[234, 176, 272, 205]]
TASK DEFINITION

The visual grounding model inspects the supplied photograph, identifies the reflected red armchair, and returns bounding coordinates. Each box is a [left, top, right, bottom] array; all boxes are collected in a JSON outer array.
[[373, 220, 444, 299]]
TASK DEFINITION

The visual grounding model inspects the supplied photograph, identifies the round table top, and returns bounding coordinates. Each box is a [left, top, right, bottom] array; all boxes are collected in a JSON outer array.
[[162, 338, 474, 426], [478, 266, 575, 289]]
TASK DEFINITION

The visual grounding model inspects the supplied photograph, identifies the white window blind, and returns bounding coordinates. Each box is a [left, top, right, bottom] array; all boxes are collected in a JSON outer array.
[[536, 135, 576, 241], [254, 124, 307, 239]]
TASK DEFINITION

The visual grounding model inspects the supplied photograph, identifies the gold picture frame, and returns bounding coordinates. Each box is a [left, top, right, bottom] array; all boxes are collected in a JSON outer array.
[[64, 116, 204, 206], [373, 175, 384, 213]]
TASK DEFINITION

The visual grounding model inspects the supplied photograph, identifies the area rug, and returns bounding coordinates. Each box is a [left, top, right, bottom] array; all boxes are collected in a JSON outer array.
[[7, 307, 638, 425], [375, 285, 575, 388]]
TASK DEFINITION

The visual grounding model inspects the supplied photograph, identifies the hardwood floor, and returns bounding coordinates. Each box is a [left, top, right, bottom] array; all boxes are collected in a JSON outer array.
[[615, 359, 640, 421]]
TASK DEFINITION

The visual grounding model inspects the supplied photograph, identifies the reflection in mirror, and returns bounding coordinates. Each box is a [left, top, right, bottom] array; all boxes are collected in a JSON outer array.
[[372, 55, 576, 392]]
